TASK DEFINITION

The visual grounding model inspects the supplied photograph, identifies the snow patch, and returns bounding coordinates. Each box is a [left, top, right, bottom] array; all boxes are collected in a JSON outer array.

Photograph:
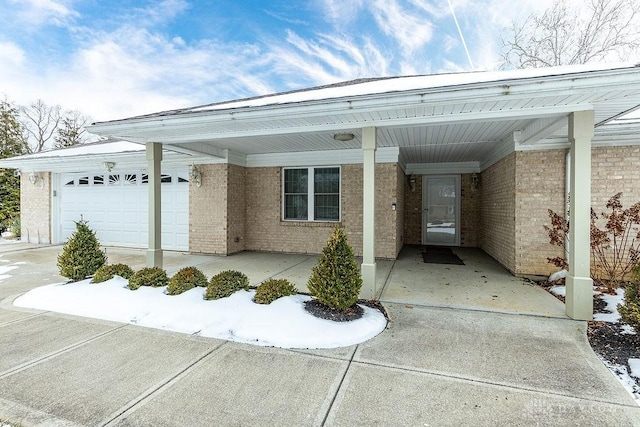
[[593, 288, 625, 323], [598, 357, 640, 405], [548, 269, 567, 282], [14, 278, 387, 349], [549, 285, 566, 297], [630, 359, 640, 379]]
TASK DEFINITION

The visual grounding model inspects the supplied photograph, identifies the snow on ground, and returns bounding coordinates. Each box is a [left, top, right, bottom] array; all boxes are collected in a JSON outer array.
[[549, 285, 566, 297], [630, 359, 640, 379], [0, 265, 18, 282], [598, 356, 640, 403], [593, 288, 625, 323], [14, 277, 387, 349], [0, 236, 20, 245]]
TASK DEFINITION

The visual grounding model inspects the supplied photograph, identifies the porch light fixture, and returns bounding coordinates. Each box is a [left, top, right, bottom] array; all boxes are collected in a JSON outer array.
[[333, 132, 355, 142], [103, 161, 116, 172], [189, 164, 202, 187], [471, 173, 480, 190], [409, 175, 417, 192], [28, 172, 44, 189]]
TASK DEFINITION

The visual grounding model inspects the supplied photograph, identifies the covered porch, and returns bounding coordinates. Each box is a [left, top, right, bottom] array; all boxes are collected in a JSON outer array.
[[88, 64, 640, 321]]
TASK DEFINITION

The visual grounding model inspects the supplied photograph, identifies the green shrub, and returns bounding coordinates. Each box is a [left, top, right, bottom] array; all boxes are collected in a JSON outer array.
[[167, 266, 208, 295], [128, 267, 169, 290], [254, 278, 298, 304], [619, 264, 640, 333], [92, 263, 134, 283], [57, 220, 106, 281], [10, 216, 20, 238], [307, 226, 362, 311], [205, 270, 249, 300]]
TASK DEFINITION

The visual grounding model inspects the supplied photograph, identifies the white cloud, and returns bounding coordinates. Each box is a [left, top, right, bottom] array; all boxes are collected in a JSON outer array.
[[8, 0, 79, 27], [370, 0, 434, 55]]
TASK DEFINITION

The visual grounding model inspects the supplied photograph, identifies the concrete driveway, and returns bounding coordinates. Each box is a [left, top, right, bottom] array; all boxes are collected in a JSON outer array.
[[0, 244, 638, 426]]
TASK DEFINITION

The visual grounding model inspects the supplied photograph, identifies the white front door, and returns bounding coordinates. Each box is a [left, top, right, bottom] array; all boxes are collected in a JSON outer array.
[[422, 175, 460, 246]]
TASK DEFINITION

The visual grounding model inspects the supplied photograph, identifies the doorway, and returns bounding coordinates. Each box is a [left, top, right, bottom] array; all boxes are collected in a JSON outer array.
[[422, 175, 460, 246]]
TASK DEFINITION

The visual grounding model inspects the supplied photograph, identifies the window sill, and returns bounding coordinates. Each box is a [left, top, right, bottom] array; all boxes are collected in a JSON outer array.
[[280, 221, 341, 228]]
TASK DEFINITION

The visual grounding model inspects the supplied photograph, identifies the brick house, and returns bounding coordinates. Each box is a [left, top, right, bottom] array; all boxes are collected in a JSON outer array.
[[2, 64, 640, 320]]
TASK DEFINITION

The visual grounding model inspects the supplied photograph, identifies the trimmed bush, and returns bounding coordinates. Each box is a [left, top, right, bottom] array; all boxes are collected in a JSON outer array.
[[167, 266, 208, 295], [307, 226, 362, 311], [10, 216, 20, 238], [57, 220, 106, 281], [205, 270, 249, 300], [619, 264, 640, 333], [128, 267, 169, 290], [92, 263, 134, 284], [254, 278, 298, 304]]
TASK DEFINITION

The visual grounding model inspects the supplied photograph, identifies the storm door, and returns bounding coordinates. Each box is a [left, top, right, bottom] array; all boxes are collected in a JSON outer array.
[[422, 175, 460, 246]]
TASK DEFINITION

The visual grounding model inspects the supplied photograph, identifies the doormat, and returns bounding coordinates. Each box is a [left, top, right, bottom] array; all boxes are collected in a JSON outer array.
[[422, 246, 464, 265]]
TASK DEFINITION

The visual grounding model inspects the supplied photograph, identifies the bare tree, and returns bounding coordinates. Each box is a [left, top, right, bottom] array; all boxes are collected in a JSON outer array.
[[501, 0, 640, 69], [20, 99, 62, 153], [54, 110, 90, 149]]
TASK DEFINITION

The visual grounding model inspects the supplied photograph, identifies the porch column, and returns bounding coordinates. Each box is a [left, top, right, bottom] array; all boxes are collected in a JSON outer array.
[[146, 142, 163, 268], [566, 110, 594, 320], [361, 127, 377, 299]]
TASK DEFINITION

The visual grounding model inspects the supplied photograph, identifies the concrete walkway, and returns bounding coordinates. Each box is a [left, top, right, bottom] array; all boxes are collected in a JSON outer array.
[[0, 245, 638, 426]]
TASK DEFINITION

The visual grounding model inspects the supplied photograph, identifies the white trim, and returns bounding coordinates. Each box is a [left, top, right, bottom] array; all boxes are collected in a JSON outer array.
[[405, 161, 479, 175], [281, 166, 342, 223], [422, 175, 461, 247], [247, 147, 399, 167], [51, 173, 60, 244]]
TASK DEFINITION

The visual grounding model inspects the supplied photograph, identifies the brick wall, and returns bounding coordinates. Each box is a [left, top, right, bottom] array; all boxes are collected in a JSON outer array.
[[243, 163, 401, 259], [20, 172, 51, 244], [403, 173, 480, 247], [226, 164, 246, 254], [189, 164, 228, 254], [512, 145, 640, 277], [480, 153, 516, 273], [514, 150, 566, 276], [395, 164, 405, 255]]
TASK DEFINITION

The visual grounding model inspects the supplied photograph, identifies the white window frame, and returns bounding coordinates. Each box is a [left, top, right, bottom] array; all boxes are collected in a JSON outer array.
[[282, 166, 341, 222]]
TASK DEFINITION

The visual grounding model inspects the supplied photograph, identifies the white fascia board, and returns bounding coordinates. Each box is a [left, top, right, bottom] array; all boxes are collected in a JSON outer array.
[[405, 161, 480, 175], [245, 147, 399, 168], [88, 68, 640, 139]]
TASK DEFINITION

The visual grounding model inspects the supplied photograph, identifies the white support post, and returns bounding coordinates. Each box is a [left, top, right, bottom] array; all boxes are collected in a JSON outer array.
[[361, 127, 377, 299], [146, 142, 163, 268], [566, 110, 594, 320]]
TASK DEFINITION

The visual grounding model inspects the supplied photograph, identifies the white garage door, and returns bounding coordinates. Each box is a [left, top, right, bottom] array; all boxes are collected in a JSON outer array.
[[58, 169, 189, 251]]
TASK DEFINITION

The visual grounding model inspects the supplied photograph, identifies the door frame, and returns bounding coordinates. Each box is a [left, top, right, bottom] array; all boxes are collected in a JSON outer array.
[[422, 174, 461, 246]]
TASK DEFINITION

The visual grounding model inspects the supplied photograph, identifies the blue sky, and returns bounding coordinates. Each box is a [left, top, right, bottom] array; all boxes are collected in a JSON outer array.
[[0, 0, 552, 121]]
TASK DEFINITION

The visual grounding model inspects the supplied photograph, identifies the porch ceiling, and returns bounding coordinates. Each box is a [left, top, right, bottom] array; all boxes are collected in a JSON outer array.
[[88, 65, 640, 166]]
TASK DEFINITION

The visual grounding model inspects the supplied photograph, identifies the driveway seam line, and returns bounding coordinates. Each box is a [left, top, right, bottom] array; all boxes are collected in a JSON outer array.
[[349, 359, 639, 409], [256, 255, 314, 286], [320, 345, 357, 426], [0, 311, 47, 327], [377, 258, 396, 300], [0, 324, 128, 379], [101, 341, 227, 426]]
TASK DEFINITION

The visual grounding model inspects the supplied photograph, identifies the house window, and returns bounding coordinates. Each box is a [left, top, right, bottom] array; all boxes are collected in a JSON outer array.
[[283, 167, 340, 222]]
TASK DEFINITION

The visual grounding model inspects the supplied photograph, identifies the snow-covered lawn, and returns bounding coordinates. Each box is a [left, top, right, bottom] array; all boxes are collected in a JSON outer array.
[[13, 277, 387, 349]]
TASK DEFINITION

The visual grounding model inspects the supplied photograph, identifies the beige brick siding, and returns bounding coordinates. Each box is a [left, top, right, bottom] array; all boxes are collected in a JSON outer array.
[[480, 153, 516, 273], [226, 164, 246, 254], [512, 145, 640, 277], [402, 173, 480, 247], [242, 163, 401, 259], [20, 172, 51, 244], [514, 150, 566, 276], [189, 164, 229, 254], [395, 164, 405, 255]]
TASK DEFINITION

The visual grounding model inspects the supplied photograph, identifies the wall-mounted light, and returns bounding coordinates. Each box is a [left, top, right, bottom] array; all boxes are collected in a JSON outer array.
[[28, 172, 44, 189], [471, 172, 480, 190], [189, 164, 202, 187], [103, 161, 116, 172], [409, 175, 417, 192], [333, 132, 355, 142]]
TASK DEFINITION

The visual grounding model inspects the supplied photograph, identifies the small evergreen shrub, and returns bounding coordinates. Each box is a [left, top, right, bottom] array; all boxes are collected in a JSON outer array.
[[167, 266, 208, 295], [128, 267, 169, 290], [307, 226, 362, 311], [254, 278, 297, 304], [10, 216, 20, 238], [619, 264, 640, 333], [92, 263, 134, 283], [57, 220, 106, 281], [205, 270, 249, 300]]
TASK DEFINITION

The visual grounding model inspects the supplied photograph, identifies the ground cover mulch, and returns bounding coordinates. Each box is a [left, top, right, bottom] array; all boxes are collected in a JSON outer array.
[[303, 298, 389, 322], [535, 279, 640, 393]]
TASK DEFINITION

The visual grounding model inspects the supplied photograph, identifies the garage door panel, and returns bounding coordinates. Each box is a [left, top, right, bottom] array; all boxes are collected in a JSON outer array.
[[59, 170, 188, 251]]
